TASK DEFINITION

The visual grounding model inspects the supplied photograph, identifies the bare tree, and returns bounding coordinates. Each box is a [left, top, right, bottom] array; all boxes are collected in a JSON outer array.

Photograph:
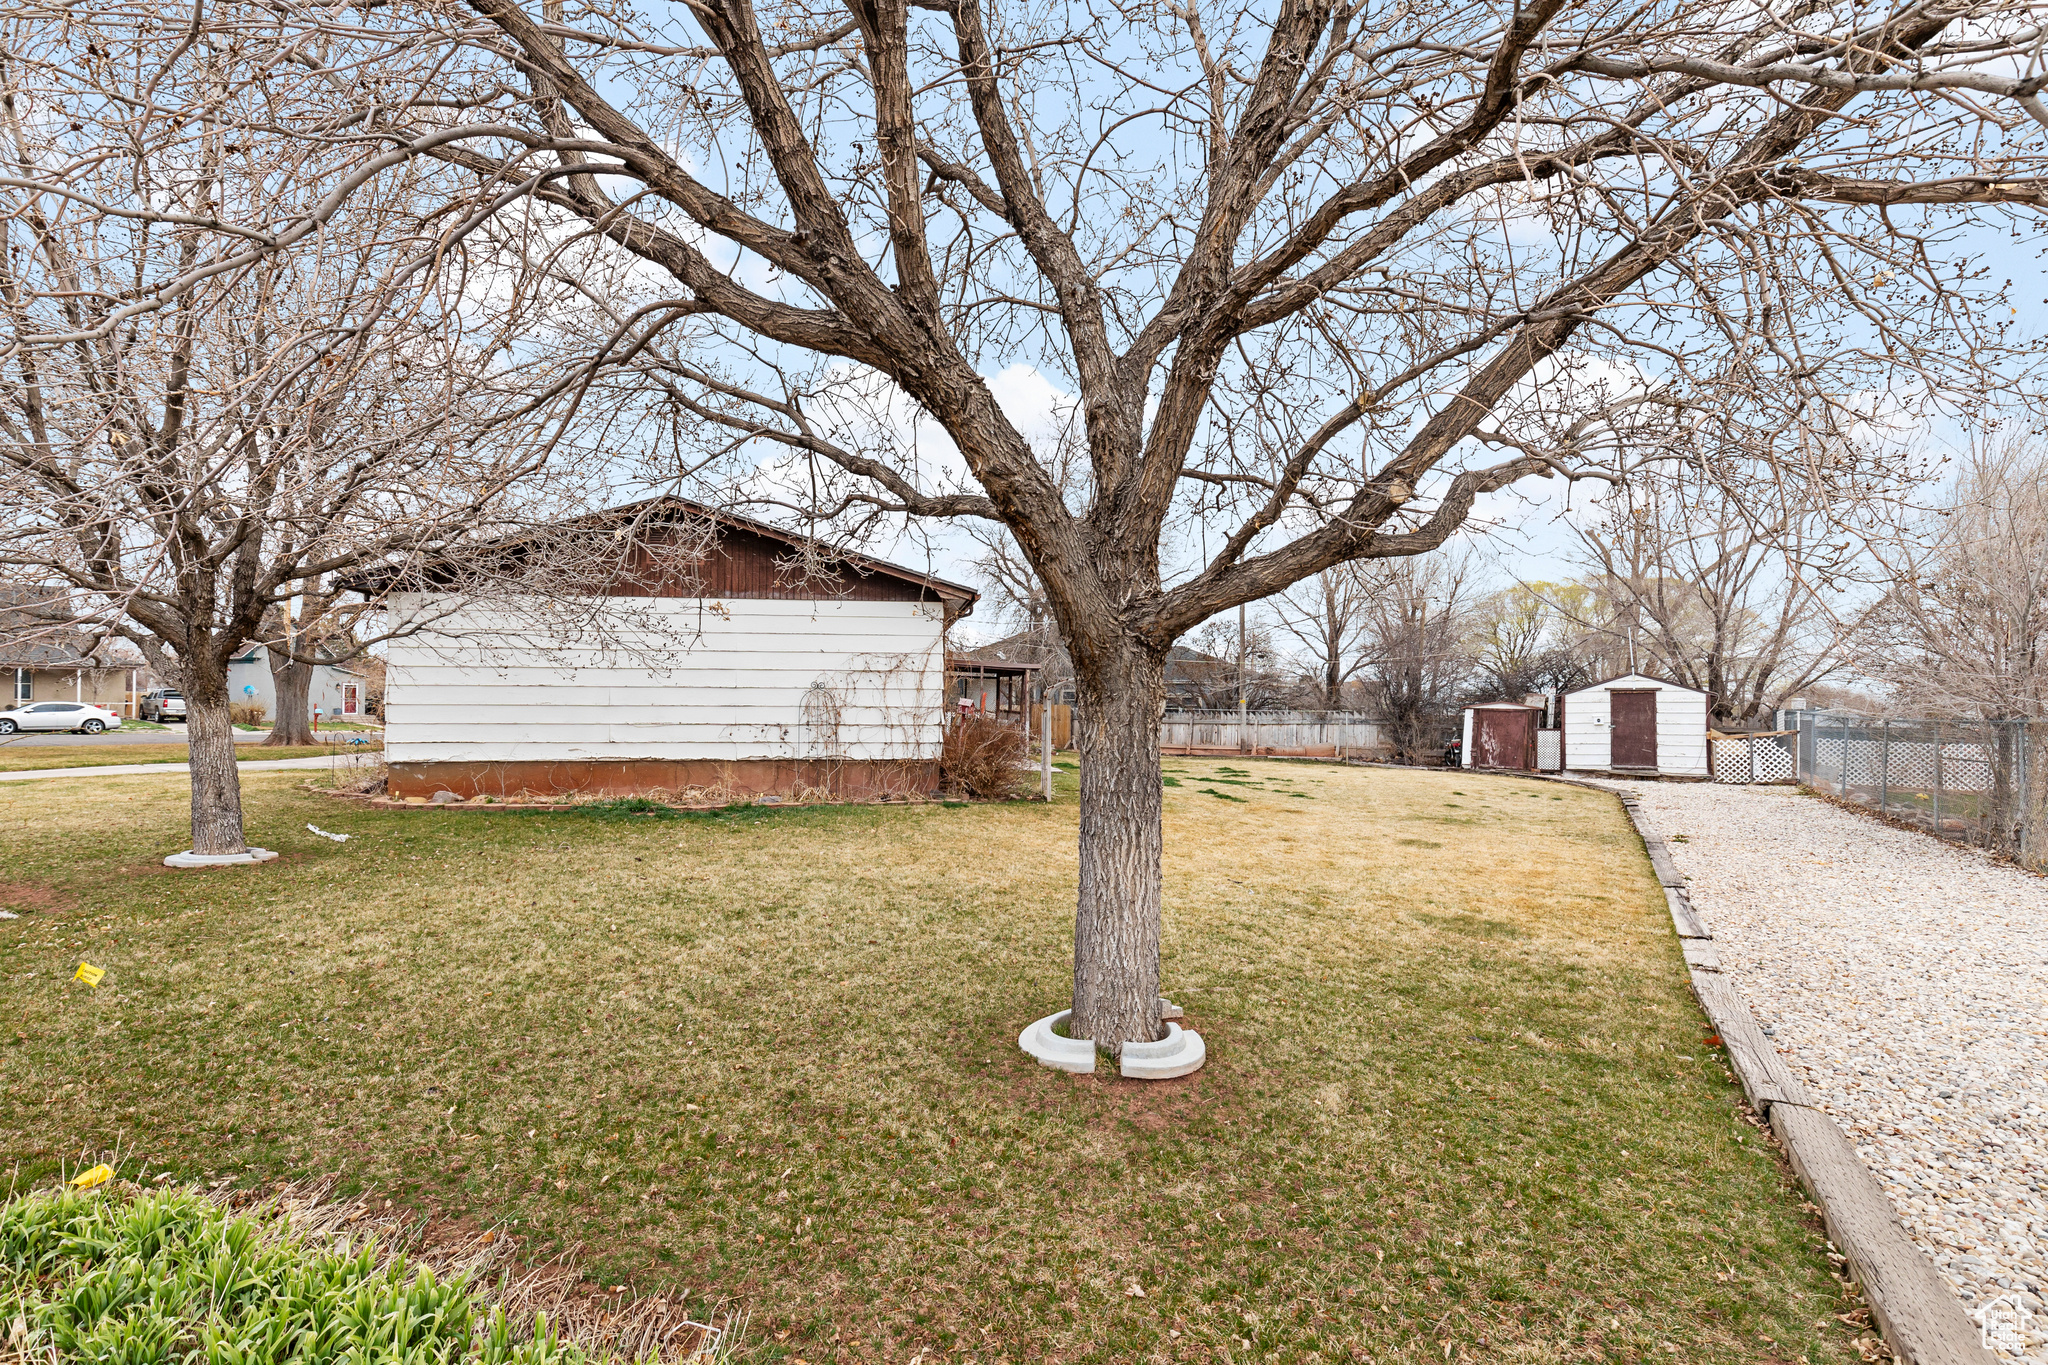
[[0, 30, 587, 856], [1570, 459, 1862, 722], [1468, 581, 1597, 701], [1270, 567, 1373, 708], [958, 412, 1090, 697], [259, 589, 355, 746], [33, 0, 2048, 1047], [1354, 555, 1480, 760], [1184, 615, 1287, 709], [1867, 432, 2048, 719]]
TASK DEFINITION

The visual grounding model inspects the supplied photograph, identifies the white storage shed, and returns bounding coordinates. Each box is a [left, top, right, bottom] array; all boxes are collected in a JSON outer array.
[[1561, 673, 1710, 777]]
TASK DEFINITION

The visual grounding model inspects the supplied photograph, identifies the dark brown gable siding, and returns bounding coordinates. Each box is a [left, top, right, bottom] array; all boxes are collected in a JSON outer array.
[[618, 526, 940, 603]]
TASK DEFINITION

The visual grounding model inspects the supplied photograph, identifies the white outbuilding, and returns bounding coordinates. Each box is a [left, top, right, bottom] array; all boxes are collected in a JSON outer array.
[[1561, 673, 1711, 778]]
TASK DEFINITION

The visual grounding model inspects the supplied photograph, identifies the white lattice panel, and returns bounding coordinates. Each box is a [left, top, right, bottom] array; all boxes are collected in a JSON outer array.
[[1754, 739, 1794, 782], [1713, 736, 1796, 783], [1712, 738, 1749, 783]]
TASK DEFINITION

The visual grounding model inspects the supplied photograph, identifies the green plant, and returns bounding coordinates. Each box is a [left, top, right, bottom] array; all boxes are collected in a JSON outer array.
[[0, 1186, 591, 1365], [578, 795, 678, 818]]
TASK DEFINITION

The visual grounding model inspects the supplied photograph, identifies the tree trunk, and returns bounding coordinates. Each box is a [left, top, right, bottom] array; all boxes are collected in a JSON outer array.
[[183, 657, 249, 855], [264, 649, 315, 745], [1071, 647, 1166, 1057]]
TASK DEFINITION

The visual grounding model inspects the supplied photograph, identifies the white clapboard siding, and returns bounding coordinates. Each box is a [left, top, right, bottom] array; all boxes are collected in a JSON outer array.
[[396, 696, 926, 723], [384, 593, 946, 763], [1560, 673, 1710, 776], [397, 718, 928, 742]]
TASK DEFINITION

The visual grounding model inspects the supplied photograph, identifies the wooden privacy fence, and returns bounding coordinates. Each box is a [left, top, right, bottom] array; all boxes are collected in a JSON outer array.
[[1157, 709, 1385, 757]]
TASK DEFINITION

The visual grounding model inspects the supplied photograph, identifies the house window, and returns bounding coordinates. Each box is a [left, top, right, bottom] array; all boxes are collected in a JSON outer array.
[[12, 669, 27, 702]]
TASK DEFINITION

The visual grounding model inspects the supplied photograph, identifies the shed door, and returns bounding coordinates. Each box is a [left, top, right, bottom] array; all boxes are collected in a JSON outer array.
[[1611, 691, 1659, 769], [1472, 709, 1534, 770]]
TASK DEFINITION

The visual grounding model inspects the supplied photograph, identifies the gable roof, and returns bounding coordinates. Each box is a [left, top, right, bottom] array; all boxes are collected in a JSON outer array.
[[1563, 671, 1710, 697], [228, 642, 364, 675], [339, 495, 977, 613]]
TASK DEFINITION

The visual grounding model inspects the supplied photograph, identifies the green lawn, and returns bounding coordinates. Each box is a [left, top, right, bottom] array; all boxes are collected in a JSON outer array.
[[0, 761, 1861, 1363]]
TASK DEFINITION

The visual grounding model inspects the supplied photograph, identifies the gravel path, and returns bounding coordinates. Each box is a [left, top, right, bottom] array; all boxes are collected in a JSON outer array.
[[1596, 781, 2048, 1360]]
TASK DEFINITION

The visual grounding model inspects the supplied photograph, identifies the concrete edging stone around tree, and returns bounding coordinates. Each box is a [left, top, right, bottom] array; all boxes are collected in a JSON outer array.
[[1019, 1001, 1205, 1080], [163, 847, 280, 868]]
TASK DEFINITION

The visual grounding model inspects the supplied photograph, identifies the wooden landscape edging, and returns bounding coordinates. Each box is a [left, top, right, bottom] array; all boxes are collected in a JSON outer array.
[[1368, 760, 1995, 1362]]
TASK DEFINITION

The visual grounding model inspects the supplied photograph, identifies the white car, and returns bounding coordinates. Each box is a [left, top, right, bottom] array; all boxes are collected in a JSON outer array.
[[0, 701, 124, 734]]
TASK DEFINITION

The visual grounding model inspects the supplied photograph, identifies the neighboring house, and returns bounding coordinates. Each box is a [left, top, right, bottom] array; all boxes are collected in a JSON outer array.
[[966, 628, 1242, 708], [0, 586, 145, 714], [357, 497, 979, 801], [226, 644, 368, 722], [354, 653, 387, 716], [1561, 672, 1711, 778]]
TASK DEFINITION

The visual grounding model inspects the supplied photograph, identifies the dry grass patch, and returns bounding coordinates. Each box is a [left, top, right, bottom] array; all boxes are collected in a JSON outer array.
[[0, 741, 380, 772], [0, 761, 1860, 1364]]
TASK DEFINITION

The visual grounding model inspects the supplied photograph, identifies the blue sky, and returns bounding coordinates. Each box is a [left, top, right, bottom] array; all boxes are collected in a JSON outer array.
[[543, 0, 2048, 646]]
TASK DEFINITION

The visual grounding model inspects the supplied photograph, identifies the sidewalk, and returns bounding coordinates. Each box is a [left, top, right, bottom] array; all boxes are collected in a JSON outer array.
[[0, 755, 342, 782]]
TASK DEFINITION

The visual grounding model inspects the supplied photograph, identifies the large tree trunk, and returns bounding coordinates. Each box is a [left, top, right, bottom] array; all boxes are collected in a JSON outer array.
[[183, 657, 249, 855], [1071, 647, 1166, 1057], [264, 649, 315, 745]]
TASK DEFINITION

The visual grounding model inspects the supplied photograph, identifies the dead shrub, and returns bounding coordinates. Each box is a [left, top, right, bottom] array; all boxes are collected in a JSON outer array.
[[229, 703, 268, 726], [940, 713, 1028, 799], [327, 760, 387, 795]]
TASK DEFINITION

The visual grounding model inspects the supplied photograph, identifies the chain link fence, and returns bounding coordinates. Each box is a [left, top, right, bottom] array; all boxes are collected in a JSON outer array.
[[1793, 711, 2048, 871]]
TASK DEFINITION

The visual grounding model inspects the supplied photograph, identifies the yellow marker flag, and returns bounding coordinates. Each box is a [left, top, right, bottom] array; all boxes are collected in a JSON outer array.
[[70, 1165, 113, 1190], [73, 962, 105, 987]]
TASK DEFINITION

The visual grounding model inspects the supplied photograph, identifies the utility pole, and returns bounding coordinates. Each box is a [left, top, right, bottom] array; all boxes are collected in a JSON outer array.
[[1238, 603, 1249, 755], [1042, 687, 1053, 800]]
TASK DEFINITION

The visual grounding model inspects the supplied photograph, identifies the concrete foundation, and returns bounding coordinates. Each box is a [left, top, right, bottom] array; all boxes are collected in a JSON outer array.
[[386, 757, 940, 802]]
